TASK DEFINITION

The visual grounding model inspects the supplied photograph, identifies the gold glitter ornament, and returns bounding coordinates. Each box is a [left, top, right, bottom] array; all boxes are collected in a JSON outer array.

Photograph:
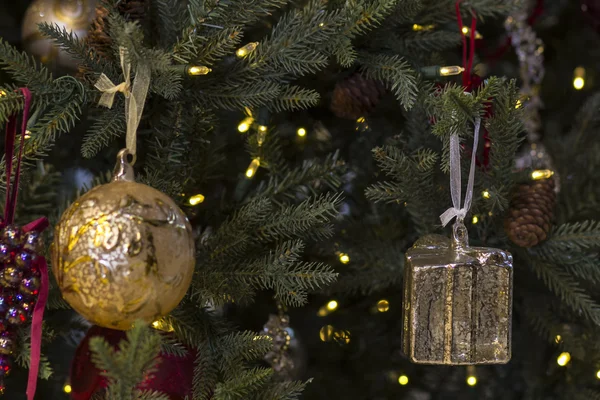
[[52, 150, 195, 330]]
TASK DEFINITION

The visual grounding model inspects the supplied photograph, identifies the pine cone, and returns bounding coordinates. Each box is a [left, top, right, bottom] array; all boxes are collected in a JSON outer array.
[[85, 1, 147, 59], [330, 74, 386, 120], [505, 177, 556, 248], [86, 6, 112, 59]]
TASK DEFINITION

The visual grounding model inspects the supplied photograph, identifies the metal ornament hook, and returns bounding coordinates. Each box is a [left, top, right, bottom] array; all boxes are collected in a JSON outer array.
[[112, 148, 136, 182], [451, 221, 469, 251]]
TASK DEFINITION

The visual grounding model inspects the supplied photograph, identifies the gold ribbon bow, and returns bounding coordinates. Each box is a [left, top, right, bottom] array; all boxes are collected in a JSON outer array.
[[94, 46, 150, 157]]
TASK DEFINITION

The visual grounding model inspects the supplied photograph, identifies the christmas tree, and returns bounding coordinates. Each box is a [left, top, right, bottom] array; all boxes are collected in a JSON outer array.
[[0, 0, 599, 399]]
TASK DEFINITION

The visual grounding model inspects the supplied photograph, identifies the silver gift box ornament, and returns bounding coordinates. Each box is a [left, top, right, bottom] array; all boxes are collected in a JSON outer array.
[[402, 223, 513, 365]]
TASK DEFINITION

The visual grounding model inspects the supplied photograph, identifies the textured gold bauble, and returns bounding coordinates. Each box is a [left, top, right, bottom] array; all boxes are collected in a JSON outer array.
[[52, 150, 195, 330], [22, 0, 96, 68]]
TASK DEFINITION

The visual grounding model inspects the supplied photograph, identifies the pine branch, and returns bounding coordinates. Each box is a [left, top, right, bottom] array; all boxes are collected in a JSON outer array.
[[530, 259, 600, 326], [541, 221, 600, 252], [268, 86, 321, 112], [201, 81, 282, 110], [254, 380, 311, 400], [256, 193, 342, 242], [213, 367, 273, 400], [0, 39, 52, 86], [358, 54, 418, 110], [82, 107, 127, 158]]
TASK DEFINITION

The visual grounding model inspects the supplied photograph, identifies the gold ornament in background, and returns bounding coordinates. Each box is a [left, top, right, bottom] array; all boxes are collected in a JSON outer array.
[[22, 0, 96, 69], [52, 150, 195, 330]]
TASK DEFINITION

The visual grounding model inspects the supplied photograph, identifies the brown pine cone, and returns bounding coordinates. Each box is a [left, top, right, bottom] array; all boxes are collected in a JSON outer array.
[[86, 6, 112, 59], [505, 177, 556, 248], [330, 73, 386, 120], [85, 1, 147, 59]]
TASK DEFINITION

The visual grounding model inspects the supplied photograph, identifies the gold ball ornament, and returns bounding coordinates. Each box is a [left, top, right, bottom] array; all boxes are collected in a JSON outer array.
[[52, 150, 195, 330], [22, 0, 97, 69]]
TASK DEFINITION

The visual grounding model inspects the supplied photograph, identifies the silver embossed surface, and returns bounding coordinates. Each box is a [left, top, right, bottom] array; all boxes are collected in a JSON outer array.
[[402, 230, 513, 365]]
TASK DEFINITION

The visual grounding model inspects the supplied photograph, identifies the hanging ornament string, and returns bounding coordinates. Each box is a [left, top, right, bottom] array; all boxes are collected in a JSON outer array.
[[455, 1, 477, 89], [439, 114, 482, 227], [2, 88, 50, 400], [94, 46, 151, 158]]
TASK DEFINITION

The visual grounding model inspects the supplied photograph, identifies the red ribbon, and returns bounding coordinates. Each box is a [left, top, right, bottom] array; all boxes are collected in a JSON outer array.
[[455, 1, 477, 89], [3, 88, 49, 400]]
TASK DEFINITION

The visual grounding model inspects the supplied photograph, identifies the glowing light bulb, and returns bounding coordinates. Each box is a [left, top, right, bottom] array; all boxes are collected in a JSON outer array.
[[412, 24, 435, 31], [258, 125, 267, 132], [573, 67, 585, 90], [257, 127, 267, 146], [236, 42, 259, 57], [238, 117, 254, 133], [64, 384, 72, 393], [557, 352, 571, 366], [327, 300, 338, 311], [333, 329, 351, 344], [339, 253, 350, 264], [0, 90, 6, 96], [482, 190, 491, 199], [187, 65, 211, 76], [472, 215, 479, 224], [152, 320, 160, 328], [466, 376, 477, 386], [596, 369, 600, 379], [320, 325, 335, 341], [246, 158, 260, 178], [531, 169, 554, 180], [188, 194, 205, 206], [555, 334, 562, 344], [24, 130, 31, 139], [461, 26, 483, 39], [376, 299, 390, 312], [398, 375, 409, 385], [297, 127, 307, 137], [439, 66, 465, 76], [515, 99, 522, 108]]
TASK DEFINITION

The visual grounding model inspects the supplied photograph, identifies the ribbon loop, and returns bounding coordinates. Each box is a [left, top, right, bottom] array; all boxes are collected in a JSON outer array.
[[439, 113, 482, 227], [94, 46, 150, 156]]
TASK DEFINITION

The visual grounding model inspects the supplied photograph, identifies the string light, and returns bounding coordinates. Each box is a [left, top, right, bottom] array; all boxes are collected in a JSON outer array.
[[152, 320, 160, 328], [187, 65, 211, 76], [482, 190, 491, 199], [555, 334, 562, 344], [333, 329, 351, 344], [466, 365, 477, 386], [327, 300, 338, 311], [531, 169, 554, 180], [297, 127, 307, 137], [412, 23, 435, 31], [439, 66, 465, 76], [377, 299, 390, 312], [573, 67, 585, 90], [24, 130, 31, 139], [238, 117, 253, 133], [236, 42, 259, 57], [338, 253, 350, 264], [320, 325, 335, 341], [246, 158, 260, 178], [515, 99, 522, 109], [63, 384, 72, 393], [398, 375, 409, 385], [257, 127, 267, 146], [188, 194, 205, 206], [596, 369, 600, 379], [557, 352, 571, 366], [461, 26, 483, 39], [0, 90, 5, 96], [472, 215, 479, 224]]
